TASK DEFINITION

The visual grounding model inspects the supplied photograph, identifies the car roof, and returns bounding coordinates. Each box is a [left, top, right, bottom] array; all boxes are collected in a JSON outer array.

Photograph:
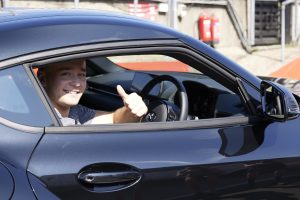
[[0, 8, 180, 61]]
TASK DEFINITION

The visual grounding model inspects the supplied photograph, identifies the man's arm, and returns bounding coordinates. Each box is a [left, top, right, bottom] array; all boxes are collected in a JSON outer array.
[[90, 85, 148, 124]]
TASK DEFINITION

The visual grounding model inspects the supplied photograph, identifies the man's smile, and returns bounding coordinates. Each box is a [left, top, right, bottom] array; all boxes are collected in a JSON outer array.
[[63, 89, 81, 94]]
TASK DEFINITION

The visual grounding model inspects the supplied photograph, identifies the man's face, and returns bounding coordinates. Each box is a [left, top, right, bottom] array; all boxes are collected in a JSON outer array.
[[42, 60, 87, 110]]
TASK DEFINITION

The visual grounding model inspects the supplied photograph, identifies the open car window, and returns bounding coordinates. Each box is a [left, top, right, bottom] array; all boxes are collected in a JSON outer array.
[[32, 50, 251, 127], [84, 53, 249, 121]]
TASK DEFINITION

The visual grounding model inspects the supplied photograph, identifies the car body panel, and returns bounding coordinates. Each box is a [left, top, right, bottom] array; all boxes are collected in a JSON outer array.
[[0, 161, 14, 199], [28, 117, 300, 199], [28, 172, 60, 200], [6, 163, 39, 200], [0, 123, 43, 169], [0, 123, 44, 199]]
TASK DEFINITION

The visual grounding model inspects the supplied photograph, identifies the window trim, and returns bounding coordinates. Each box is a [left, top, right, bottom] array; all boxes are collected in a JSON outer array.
[[0, 116, 44, 133], [31, 45, 253, 128], [29, 46, 238, 91], [0, 40, 182, 68], [45, 116, 252, 134]]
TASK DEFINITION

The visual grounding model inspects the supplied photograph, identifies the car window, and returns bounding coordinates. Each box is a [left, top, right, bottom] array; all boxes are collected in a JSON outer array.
[[84, 53, 249, 120], [33, 51, 250, 127], [0, 66, 53, 127]]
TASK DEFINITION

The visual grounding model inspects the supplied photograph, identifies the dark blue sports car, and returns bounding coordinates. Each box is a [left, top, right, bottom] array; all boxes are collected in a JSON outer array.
[[0, 8, 300, 200]]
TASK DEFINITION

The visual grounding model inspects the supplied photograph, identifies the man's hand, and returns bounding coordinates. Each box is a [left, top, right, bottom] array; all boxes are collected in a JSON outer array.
[[117, 85, 148, 118], [92, 85, 148, 124]]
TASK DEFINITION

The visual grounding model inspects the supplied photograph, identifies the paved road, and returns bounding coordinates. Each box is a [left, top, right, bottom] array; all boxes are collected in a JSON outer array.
[[271, 57, 300, 80], [216, 45, 300, 77]]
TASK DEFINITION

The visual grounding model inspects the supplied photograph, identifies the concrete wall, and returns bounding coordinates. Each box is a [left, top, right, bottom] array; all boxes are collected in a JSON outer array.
[[176, 4, 241, 47], [6, 0, 248, 48], [230, 0, 248, 39], [8, 0, 125, 12]]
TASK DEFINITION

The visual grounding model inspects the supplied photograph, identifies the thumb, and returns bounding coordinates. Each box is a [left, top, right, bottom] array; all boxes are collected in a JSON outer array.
[[117, 85, 129, 100]]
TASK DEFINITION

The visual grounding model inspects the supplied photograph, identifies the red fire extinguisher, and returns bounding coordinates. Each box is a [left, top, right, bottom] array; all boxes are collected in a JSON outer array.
[[198, 15, 212, 44], [210, 15, 220, 47]]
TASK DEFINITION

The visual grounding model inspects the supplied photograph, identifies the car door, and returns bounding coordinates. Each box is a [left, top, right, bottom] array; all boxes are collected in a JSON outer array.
[[28, 117, 264, 200], [28, 116, 300, 200]]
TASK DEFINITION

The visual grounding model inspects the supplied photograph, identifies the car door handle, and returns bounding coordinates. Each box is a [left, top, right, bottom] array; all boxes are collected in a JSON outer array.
[[78, 171, 141, 185]]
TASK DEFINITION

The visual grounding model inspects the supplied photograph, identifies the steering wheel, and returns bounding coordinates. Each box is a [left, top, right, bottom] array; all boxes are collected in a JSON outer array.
[[141, 75, 188, 122]]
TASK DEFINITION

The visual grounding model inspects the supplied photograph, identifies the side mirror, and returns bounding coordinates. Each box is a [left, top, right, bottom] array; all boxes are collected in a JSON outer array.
[[261, 80, 300, 121]]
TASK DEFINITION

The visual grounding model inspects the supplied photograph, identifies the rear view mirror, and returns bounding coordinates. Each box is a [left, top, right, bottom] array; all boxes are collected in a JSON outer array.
[[260, 81, 299, 121]]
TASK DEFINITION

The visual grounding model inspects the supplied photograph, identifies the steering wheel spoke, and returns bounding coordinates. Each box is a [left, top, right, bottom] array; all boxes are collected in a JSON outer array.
[[141, 75, 188, 122]]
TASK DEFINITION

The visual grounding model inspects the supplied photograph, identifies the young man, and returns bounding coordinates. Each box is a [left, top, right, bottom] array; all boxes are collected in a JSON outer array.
[[37, 59, 148, 126]]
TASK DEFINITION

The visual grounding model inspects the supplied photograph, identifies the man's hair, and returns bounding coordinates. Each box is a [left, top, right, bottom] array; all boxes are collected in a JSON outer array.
[[37, 59, 86, 78]]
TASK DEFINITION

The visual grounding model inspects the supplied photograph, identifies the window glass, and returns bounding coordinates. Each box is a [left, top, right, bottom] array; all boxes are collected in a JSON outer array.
[[0, 76, 29, 113], [0, 66, 52, 126]]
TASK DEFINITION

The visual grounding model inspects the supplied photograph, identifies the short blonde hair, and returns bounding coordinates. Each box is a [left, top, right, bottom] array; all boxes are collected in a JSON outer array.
[[37, 59, 86, 78]]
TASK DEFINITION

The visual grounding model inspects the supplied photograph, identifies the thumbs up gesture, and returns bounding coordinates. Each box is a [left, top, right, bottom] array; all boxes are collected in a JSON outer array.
[[117, 85, 148, 118]]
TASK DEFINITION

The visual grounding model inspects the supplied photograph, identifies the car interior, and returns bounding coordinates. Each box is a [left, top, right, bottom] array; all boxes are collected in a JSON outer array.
[[32, 52, 250, 124]]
